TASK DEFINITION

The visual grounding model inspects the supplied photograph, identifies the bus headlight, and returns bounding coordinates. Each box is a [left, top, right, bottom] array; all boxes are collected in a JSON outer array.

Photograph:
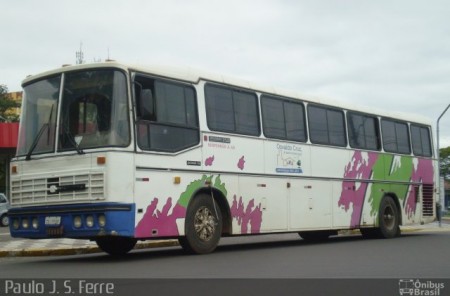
[[86, 215, 94, 228], [13, 219, 20, 230], [32, 218, 39, 229], [73, 216, 82, 228], [22, 219, 29, 229], [98, 214, 106, 227]]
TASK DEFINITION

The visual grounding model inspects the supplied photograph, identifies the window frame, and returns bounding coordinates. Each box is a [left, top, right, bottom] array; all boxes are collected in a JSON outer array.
[[18, 74, 61, 157], [410, 123, 433, 157], [133, 74, 200, 153], [307, 104, 347, 147], [346, 111, 381, 151], [204, 83, 261, 137], [261, 94, 307, 142], [381, 118, 411, 155], [58, 69, 131, 151]]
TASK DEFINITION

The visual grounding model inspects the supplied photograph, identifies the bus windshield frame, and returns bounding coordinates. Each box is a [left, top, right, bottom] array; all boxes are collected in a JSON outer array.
[[16, 68, 130, 157]]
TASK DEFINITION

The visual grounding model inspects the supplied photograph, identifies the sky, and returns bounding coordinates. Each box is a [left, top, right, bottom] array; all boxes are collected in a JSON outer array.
[[1, 0, 450, 149]]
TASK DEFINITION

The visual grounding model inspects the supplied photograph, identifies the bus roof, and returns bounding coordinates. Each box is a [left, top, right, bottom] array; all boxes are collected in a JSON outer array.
[[22, 61, 432, 126]]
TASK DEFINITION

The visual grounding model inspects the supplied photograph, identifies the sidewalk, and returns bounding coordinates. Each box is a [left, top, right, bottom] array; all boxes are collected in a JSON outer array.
[[0, 238, 179, 257], [1, 220, 449, 257]]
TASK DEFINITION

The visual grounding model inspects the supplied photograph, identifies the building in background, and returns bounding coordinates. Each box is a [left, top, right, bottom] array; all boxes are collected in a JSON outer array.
[[0, 123, 18, 195], [0, 91, 21, 195]]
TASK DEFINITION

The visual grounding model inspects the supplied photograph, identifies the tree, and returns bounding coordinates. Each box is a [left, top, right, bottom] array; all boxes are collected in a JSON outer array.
[[0, 84, 21, 122], [440, 147, 450, 179]]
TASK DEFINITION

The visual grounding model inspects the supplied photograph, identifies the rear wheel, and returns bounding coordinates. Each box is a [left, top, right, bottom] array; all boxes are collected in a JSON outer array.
[[179, 194, 222, 254], [378, 196, 400, 239], [95, 237, 137, 256]]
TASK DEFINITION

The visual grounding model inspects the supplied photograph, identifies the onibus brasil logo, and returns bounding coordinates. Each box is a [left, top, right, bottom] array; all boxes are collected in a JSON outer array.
[[399, 279, 445, 296]]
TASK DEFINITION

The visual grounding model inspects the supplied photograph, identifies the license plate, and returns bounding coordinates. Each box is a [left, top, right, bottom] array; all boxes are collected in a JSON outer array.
[[45, 216, 61, 226]]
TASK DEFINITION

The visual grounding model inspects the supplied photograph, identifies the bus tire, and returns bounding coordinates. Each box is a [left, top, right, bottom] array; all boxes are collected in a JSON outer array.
[[95, 237, 137, 256], [298, 230, 336, 241], [377, 196, 399, 239], [180, 194, 222, 254]]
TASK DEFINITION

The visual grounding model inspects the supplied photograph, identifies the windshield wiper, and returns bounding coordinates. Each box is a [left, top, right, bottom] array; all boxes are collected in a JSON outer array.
[[25, 105, 54, 161], [25, 123, 49, 160], [61, 125, 84, 155]]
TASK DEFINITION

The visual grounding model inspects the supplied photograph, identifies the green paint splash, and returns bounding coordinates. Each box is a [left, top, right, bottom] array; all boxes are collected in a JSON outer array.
[[177, 175, 227, 208], [369, 155, 414, 217]]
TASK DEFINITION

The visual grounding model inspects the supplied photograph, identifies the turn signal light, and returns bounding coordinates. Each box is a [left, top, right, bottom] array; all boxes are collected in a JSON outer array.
[[97, 156, 106, 165]]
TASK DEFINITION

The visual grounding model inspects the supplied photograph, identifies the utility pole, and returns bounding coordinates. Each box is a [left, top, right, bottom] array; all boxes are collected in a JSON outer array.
[[437, 103, 450, 226]]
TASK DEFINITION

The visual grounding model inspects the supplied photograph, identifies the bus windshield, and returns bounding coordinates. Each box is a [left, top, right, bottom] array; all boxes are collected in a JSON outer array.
[[17, 69, 130, 157]]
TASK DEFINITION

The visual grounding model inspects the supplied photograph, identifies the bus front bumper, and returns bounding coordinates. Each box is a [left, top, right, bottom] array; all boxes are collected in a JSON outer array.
[[7, 203, 135, 239]]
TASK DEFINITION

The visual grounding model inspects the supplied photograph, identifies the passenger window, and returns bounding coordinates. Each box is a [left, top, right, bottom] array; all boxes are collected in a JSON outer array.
[[347, 112, 380, 150], [381, 119, 411, 154], [261, 95, 306, 142], [308, 105, 346, 147], [134, 75, 199, 152], [205, 84, 260, 136], [411, 124, 432, 157]]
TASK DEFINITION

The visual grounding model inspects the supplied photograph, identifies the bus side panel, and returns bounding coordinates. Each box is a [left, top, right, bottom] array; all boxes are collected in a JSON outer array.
[[133, 147, 203, 239], [289, 179, 332, 230], [233, 175, 287, 234], [134, 170, 225, 239], [263, 141, 311, 177], [105, 153, 135, 203], [358, 154, 435, 227]]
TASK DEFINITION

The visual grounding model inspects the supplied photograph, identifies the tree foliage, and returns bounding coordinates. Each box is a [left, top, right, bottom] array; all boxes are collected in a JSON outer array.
[[440, 147, 450, 179], [440, 147, 450, 159], [0, 84, 21, 122]]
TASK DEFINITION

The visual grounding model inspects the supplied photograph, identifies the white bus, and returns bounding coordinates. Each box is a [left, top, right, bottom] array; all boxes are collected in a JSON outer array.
[[8, 62, 437, 256]]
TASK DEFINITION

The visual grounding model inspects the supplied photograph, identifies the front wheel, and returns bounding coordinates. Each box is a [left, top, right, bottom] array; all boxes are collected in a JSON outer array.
[[95, 237, 137, 256], [180, 194, 222, 254]]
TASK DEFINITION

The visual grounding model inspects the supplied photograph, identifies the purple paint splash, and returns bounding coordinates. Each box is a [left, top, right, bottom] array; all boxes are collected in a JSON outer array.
[[135, 197, 186, 238], [338, 151, 378, 228], [205, 155, 215, 166], [405, 159, 434, 218], [230, 195, 262, 233], [237, 156, 245, 170]]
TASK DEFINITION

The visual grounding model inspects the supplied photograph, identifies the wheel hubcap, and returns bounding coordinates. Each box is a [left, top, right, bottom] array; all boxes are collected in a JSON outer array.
[[194, 206, 216, 242], [383, 206, 395, 230]]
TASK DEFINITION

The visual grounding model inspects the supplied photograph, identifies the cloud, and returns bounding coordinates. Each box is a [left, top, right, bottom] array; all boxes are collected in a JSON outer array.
[[1, 0, 450, 147]]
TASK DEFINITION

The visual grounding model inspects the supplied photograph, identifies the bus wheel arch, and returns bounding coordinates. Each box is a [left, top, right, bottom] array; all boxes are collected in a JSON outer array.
[[188, 187, 232, 235]]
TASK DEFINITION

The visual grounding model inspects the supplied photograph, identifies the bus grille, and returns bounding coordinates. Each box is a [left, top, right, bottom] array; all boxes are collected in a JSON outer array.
[[10, 172, 105, 205], [422, 184, 434, 217]]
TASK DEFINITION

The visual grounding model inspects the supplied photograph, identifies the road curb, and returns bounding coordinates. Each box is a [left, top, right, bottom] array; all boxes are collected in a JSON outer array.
[[0, 240, 179, 257], [344, 226, 450, 236]]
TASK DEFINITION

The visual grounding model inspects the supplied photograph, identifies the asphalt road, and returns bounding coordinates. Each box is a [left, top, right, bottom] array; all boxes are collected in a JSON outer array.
[[1, 231, 449, 279]]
